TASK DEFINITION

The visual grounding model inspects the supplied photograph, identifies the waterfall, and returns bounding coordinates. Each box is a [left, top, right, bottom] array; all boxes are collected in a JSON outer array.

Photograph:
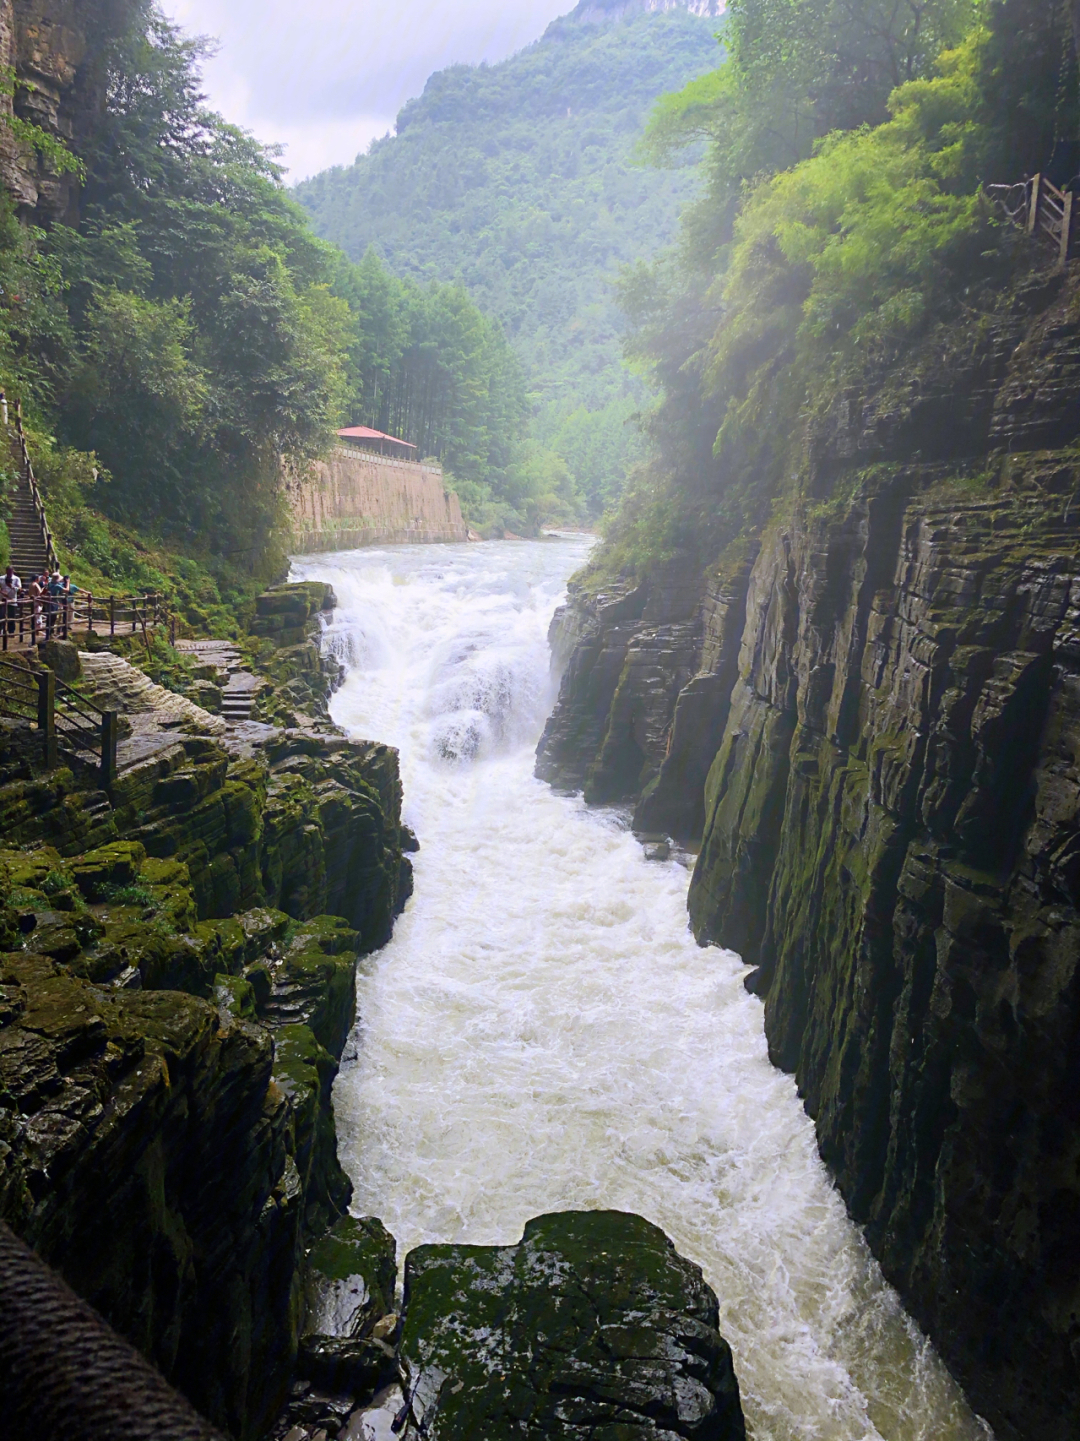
[[291, 538, 990, 1441]]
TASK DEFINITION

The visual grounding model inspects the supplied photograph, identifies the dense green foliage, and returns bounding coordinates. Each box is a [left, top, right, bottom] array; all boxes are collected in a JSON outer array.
[[0, 1, 532, 577], [294, 3, 720, 516], [589, 0, 1070, 585]]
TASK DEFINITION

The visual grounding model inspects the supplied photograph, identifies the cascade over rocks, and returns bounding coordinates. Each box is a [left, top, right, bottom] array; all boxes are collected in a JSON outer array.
[[538, 266, 1080, 1441]]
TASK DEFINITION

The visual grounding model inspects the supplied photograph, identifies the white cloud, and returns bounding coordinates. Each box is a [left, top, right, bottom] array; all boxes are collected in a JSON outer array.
[[162, 0, 573, 177], [265, 116, 394, 182]]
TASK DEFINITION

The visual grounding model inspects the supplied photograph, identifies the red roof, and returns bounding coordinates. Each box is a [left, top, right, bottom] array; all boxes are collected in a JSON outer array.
[[337, 426, 416, 448]]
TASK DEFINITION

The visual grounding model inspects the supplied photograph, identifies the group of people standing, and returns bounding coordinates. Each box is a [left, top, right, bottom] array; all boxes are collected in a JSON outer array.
[[1, 565, 80, 641]]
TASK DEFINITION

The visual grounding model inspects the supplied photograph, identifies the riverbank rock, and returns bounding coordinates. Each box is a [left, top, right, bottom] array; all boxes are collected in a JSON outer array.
[[537, 264, 1080, 1439], [0, 676, 410, 1437], [304, 1215, 398, 1339], [397, 1210, 745, 1441]]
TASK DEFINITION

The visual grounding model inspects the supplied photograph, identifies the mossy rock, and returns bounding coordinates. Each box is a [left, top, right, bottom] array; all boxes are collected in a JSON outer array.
[[272, 1022, 351, 1233], [399, 1210, 746, 1441], [238, 906, 291, 960], [37, 639, 81, 682], [260, 916, 359, 1059], [213, 972, 258, 1021], [70, 841, 147, 901], [296, 1332, 397, 1398], [0, 846, 65, 892], [305, 1214, 397, 1338]]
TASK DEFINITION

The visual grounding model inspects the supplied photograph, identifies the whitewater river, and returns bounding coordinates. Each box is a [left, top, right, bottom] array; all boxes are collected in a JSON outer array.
[[291, 537, 989, 1441]]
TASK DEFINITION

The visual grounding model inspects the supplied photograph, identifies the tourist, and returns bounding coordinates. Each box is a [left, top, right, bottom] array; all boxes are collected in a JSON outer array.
[[27, 573, 43, 643], [1, 564, 19, 636], [45, 571, 63, 639]]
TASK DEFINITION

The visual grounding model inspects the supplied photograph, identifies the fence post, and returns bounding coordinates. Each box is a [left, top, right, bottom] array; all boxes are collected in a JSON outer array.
[[1060, 190, 1074, 266], [87, 592, 94, 637], [37, 668, 57, 769], [100, 710, 118, 790], [109, 595, 116, 637], [1027, 173, 1042, 235]]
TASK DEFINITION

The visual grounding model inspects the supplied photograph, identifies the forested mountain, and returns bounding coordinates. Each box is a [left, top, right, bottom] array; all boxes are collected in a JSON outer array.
[[294, 1, 722, 516], [0, 2, 528, 592]]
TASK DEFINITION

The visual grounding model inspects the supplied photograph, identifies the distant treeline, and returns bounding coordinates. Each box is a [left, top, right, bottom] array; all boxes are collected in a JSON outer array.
[[294, 4, 720, 519], [586, 0, 1074, 583], [0, 0, 536, 578]]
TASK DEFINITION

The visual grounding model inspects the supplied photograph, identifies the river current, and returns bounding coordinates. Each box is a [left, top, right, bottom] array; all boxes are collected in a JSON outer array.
[[290, 537, 990, 1441]]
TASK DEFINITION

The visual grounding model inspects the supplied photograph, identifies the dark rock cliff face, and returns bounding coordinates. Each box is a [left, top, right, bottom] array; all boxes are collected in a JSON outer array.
[[0, 588, 411, 1439], [538, 268, 1080, 1441], [0, 0, 137, 224]]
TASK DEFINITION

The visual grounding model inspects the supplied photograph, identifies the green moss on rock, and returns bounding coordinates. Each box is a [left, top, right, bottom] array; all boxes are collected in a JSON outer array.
[[399, 1210, 745, 1441]]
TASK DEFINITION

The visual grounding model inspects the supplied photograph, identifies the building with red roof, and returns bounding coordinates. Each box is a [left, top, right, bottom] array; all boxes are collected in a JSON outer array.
[[336, 426, 417, 461]]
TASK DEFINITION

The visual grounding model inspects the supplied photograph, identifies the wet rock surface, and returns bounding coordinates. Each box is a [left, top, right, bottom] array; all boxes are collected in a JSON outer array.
[[396, 1210, 745, 1441], [539, 268, 1080, 1440], [0, 582, 413, 1439]]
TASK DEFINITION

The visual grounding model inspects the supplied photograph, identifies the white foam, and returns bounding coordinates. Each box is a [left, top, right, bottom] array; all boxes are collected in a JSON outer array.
[[291, 539, 992, 1441]]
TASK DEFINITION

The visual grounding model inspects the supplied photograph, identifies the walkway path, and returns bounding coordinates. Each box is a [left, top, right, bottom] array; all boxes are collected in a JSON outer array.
[[174, 638, 264, 725], [77, 651, 226, 771]]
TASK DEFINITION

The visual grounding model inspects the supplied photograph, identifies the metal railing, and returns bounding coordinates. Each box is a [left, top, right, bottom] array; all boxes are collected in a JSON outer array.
[[0, 655, 118, 787], [987, 173, 1075, 265], [1, 591, 168, 651]]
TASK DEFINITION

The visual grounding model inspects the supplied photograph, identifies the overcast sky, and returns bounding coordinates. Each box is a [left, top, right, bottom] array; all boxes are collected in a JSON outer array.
[[162, 0, 574, 180]]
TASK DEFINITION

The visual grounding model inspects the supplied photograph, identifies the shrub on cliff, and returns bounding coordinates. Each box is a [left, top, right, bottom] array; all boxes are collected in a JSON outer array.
[[589, 0, 1057, 587]]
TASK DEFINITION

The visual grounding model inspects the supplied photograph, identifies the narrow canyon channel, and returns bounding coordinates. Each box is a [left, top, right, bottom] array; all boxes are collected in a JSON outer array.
[[291, 537, 989, 1441]]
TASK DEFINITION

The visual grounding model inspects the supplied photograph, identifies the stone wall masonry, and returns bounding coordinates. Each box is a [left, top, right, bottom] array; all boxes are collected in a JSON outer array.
[[287, 446, 468, 553]]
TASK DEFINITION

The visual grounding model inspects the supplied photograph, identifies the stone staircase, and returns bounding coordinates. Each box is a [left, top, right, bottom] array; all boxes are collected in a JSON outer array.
[[173, 638, 264, 726], [5, 462, 52, 582]]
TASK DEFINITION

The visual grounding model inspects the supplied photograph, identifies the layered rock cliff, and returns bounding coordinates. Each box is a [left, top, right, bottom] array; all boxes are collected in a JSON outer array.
[[0, 585, 411, 1439], [538, 264, 1080, 1441], [0, 0, 136, 224]]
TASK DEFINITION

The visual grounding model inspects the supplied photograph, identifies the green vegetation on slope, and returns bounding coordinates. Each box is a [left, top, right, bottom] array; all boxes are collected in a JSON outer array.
[[0, 1, 534, 584], [587, 0, 1064, 586], [294, 2, 721, 516]]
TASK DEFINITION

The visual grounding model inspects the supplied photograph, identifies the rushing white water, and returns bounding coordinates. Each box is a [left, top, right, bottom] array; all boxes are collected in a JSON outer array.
[[291, 538, 990, 1441]]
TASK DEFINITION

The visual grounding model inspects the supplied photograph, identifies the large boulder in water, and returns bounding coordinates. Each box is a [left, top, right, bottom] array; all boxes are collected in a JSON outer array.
[[397, 1209, 746, 1440]]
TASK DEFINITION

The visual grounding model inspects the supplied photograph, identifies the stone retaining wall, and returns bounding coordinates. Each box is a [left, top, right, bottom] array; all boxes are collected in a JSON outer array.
[[286, 447, 467, 553]]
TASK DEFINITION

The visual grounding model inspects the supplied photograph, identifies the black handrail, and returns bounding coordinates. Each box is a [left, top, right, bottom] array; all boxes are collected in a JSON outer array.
[[1, 592, 168, 651], [0, 656, 118, 786]]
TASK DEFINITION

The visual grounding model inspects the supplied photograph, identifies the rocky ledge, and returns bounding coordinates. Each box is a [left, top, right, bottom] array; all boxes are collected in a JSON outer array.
[[273, 1210, 745, 1441], [0, 583, 409, 1439]]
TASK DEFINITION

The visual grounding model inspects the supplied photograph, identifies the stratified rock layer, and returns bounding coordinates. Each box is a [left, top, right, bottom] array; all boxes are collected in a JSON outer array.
[[0, 609, 412, 1440], [538, 267, 1080, 1440], [398, 1210, 746, 1441]]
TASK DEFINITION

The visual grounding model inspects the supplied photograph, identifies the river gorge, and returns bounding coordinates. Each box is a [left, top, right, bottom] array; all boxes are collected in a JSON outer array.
[[292, 536, 988, 1441]]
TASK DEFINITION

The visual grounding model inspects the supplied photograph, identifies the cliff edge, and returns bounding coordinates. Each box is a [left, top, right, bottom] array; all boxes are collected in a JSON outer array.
[[538, 261, 1080, 1441]]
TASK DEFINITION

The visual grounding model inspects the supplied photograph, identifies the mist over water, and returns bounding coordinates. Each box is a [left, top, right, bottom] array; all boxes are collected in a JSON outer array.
[[291, 538, 990, 1441]]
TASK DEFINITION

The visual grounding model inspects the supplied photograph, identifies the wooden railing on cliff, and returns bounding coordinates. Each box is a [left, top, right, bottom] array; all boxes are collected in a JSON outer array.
[[1, 591, 169, 652], [0, 654, 119, 786], [987, 174, 1076, 264]]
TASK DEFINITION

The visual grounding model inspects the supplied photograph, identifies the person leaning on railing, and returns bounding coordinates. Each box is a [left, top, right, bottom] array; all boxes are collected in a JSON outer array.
[[1, 566, 20, 636], [45, 572, 64, 640]]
